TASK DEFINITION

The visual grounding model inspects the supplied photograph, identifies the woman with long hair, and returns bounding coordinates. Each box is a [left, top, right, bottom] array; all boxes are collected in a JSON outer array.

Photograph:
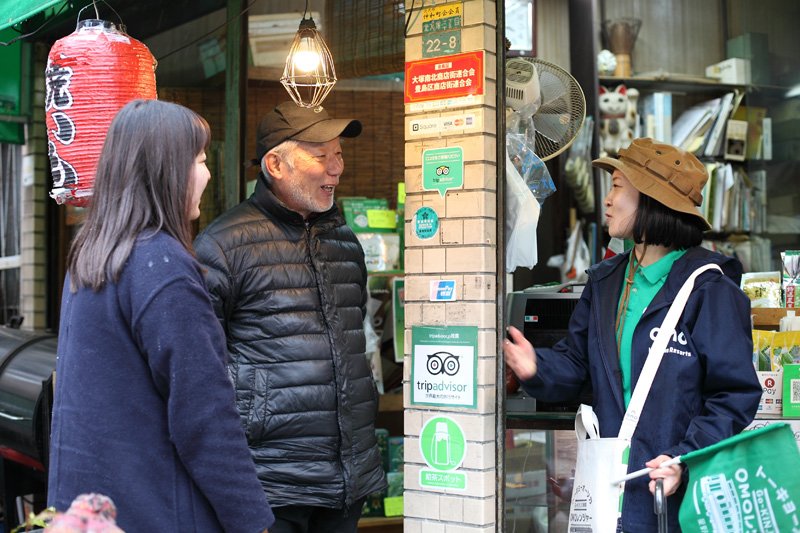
[[48, 99, 273, 532]]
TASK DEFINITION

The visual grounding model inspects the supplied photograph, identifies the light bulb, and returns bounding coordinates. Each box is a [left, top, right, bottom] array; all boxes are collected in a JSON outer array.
[[293, 49, 320, 72]]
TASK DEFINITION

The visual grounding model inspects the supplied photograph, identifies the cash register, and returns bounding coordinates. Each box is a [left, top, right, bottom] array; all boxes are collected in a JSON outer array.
[[505, 282, 588, 414]]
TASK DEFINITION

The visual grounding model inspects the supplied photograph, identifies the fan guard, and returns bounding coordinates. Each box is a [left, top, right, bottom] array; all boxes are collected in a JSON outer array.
[[506, 57, 586, 161]]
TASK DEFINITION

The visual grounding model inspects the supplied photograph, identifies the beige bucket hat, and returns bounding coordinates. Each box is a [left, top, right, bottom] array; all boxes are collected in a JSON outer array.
[[593, 138, 711, 230]]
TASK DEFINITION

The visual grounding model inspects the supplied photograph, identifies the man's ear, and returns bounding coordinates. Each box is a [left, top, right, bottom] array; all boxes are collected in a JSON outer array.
[[264, 153, 284, 180]]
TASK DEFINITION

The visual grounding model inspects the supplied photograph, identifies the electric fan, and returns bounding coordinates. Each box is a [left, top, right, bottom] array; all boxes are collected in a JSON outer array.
[[505, 57, 586, 161]]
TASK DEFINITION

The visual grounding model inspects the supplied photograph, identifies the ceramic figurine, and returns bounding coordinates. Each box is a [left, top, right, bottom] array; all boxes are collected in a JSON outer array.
[[598, 84, 639, 156]]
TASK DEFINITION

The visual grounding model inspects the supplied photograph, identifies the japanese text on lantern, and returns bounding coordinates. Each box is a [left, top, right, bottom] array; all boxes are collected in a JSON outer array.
[[45, 60, 78, 191]]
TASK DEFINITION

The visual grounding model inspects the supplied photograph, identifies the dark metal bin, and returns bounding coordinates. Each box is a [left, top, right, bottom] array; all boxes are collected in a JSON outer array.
[[0, 325, 57, 530]]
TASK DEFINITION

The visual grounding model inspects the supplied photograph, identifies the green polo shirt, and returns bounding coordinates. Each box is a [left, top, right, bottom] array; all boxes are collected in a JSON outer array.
[[617, 249, 687, 407]]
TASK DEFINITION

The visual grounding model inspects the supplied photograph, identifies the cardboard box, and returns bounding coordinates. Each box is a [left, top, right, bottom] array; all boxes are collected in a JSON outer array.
[[706, 58, 751, 85], [783, 364, 800, 417], [757, 370, 783, 414]]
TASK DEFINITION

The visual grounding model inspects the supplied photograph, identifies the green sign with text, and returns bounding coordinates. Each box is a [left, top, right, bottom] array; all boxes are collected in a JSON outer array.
[[419, 416, 467, 490], [423, 147, 463, 196], [422, 29, 461, 58]]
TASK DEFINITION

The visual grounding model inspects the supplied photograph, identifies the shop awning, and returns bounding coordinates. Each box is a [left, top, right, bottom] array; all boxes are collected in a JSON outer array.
[[0, 0, 66, 32], [1, 0, 229, 42]]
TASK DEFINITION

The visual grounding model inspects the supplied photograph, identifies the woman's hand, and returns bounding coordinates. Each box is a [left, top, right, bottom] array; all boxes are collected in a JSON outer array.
[[503, 326, 538, 381], [646, 455, 683, 497]]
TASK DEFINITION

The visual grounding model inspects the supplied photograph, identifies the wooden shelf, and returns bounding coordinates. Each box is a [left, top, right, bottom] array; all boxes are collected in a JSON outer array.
[[600, 74, 790, 98], [358, 516, 403, 532], [752, 307, 795, 328], [600, 74, 743, 94], [358, 516, 403, 527]]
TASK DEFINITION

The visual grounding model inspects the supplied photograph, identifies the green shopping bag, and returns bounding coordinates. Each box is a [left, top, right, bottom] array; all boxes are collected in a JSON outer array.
[[679, 423, 800, 533]]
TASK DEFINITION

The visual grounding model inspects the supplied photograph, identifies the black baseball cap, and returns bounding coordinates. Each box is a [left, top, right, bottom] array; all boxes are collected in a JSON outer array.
[[255, 102, 362, 162]]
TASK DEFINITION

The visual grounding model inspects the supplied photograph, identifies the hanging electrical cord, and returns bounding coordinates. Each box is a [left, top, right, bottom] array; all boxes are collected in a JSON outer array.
[[75, 0, 124, 31], [403, 0, 417, 38]]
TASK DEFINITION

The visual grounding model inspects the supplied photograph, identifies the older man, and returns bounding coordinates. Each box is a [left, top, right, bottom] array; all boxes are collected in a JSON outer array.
[[194, 101, 386, 532]]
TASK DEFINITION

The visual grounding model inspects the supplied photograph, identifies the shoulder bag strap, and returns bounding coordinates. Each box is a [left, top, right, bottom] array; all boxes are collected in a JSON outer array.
[[617, 263, 723, 439]]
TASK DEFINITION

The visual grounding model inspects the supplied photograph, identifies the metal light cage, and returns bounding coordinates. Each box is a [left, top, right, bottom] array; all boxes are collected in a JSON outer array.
[[280, 17, 337, 109]]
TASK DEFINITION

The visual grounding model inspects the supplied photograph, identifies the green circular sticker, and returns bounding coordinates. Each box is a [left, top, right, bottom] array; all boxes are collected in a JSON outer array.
[[414, 206, 439, 240], [419, 416, 465, 471]]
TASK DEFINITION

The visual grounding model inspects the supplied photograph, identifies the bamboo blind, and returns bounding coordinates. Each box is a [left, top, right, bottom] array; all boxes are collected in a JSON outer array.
[[325, 0, 405, 79]]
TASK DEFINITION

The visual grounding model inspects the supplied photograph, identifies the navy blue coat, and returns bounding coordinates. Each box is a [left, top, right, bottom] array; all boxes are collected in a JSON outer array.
[[520, 246, 761, 532], [49, 232, 274, 532]]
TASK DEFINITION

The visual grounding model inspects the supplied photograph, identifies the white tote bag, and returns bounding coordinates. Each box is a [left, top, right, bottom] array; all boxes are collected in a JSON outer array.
[[567, 404, 630, 531], [566, 264, 722, 532]]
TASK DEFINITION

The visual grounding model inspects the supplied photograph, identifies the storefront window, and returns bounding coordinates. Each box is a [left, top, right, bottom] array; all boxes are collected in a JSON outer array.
[[505, 0, 535, 56], [0, 143, 21, 326]]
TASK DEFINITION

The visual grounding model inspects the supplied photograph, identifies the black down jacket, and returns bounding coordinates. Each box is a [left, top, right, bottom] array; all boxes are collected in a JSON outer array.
[[194, 177, 386, 509]]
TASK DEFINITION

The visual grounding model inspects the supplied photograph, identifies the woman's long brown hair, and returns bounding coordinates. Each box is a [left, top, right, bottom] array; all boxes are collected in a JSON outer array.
[[67, 99, 210, 291]]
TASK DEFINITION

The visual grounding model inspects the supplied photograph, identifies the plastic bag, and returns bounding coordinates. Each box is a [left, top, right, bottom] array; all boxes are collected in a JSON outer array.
[[507, 133, 556, 203], [505, 153, 541, 273], [363, 316, 384, 394], [506, 104, 557, 203]]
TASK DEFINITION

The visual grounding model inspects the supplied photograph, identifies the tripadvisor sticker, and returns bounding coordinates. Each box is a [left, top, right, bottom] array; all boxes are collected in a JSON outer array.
[[423, 147, 464, 197], [414, 206, 439, 240]]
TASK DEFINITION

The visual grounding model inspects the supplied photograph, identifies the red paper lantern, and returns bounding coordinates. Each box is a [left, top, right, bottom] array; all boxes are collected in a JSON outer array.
[[45, 19, 157, 206]]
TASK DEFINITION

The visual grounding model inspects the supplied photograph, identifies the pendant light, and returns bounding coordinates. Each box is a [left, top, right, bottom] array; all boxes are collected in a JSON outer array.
[[280, 1, 337, 109]]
